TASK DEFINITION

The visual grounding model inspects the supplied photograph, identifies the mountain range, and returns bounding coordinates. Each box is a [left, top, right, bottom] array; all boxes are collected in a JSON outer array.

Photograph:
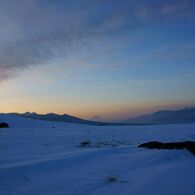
[[124, 108, 195, 124], [8, 112, 106, 126], [1, 107, 195, 125]]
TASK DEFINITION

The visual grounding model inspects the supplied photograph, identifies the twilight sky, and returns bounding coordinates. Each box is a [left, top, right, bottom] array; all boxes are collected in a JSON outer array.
[[0, 0, 195, 121]]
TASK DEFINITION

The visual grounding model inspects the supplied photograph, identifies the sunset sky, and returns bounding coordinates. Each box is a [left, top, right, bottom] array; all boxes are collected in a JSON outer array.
[[0, 0, 195, 121]]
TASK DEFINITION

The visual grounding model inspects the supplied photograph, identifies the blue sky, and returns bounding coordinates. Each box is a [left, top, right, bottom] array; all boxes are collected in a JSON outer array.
[[0, 0, 194, 121]]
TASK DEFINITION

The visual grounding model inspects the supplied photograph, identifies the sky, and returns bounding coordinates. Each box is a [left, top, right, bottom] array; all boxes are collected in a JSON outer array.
[[0, 0, 195, 121]]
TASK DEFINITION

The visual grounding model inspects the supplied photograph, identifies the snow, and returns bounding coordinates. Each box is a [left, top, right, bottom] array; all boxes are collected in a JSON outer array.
[[0, 114, 195, 195]]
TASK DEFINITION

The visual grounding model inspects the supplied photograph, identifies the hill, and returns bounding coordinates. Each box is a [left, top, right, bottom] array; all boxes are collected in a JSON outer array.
[[124, 108, 195, 124], [7, 112, 105, 126]]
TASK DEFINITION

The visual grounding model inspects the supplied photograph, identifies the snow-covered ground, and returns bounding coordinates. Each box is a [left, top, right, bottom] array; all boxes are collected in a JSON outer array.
[[0, 114, 195, 195]]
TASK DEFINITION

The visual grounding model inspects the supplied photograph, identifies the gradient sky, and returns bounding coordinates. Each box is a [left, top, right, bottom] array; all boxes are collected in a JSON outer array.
[[0, 0, 195, 121]]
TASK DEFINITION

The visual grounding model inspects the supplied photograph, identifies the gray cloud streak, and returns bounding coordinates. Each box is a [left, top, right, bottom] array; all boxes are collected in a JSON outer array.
[[0, 0, 194, 81]]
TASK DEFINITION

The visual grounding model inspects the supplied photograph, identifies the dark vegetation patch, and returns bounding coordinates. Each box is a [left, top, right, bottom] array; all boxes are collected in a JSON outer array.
[[79, 140, 92, 147], [104, 175, 127, 184], [79, 140, 132, 148], [105, 176, 118, 183], [0, 122, 9, 128], [138, 141, 195, 155]]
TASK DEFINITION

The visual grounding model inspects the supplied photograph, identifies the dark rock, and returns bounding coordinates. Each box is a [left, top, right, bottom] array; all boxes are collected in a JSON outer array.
[[138, 141, 195, 155], [105, 176, 118, 183], [139, 141, 164, 149], [185, 141, 195, 155], [79, 141, 91, 147], [0, 122, 9, 128]]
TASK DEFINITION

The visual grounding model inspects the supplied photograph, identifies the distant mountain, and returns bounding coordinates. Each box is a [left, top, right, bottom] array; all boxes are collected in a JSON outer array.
[[124, 108, 195, 124], [3, 108, 195, 126], [8, 112, 106, 126]]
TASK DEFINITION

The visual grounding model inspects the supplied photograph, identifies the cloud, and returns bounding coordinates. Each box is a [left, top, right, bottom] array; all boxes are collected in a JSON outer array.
[[91, 115, 102, 121], [0, 0, 194, 81], [154, 43, 195, 59], [0, 65, 13, 82], [135, 0, 195, 21], [0, 0, 130, 80]]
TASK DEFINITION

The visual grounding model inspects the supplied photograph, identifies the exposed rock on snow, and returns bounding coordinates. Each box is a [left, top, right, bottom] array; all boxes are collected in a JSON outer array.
[[0, 122, 9, 128], [139, 141, 195, 155]]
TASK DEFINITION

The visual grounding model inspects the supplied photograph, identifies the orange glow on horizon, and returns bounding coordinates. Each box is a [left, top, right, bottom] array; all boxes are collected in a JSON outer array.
[[0, 98, 194, 122]]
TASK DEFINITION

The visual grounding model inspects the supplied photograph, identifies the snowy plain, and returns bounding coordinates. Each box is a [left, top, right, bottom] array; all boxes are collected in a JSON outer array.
[[0, 114, 195, 195]]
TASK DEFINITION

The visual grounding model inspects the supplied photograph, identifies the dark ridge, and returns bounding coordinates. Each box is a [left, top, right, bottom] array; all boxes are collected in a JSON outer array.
[[138, 141, 195, 155]]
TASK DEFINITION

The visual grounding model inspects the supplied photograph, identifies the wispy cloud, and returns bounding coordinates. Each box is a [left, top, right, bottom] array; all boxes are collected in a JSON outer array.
[[0, 0, 194, 81]]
